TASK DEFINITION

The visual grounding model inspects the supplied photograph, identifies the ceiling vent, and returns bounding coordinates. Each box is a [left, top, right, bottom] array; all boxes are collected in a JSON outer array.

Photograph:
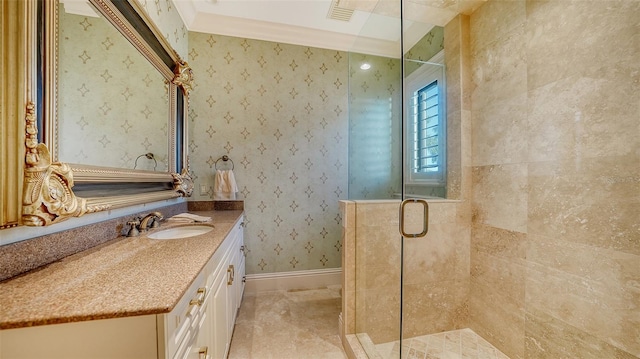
[[327, 0, 354, 22]]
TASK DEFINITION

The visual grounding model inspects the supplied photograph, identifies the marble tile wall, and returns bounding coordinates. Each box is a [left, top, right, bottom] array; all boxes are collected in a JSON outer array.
[[341, 15, 474, 354], [444, 15, 473, 202], [469, 0, 640, 358], [402, 200, 470, 339], [342, 199, 470, 346], [188, 33, 349, 274], [352, 201, 402, 344]]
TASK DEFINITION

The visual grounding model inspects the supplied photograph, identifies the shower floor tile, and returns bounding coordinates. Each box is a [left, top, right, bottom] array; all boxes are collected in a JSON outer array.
[[375, 328, 510, 359]]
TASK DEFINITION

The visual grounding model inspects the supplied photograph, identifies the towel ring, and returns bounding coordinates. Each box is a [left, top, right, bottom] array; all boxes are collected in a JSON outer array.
[[215, 155, 234, 170], [133, 152, 157, 171]]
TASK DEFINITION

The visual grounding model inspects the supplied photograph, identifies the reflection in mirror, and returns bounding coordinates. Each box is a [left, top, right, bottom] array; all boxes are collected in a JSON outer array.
[[404, 26, 444, 76], [57, 0, 169, 171], [20, 0, 193, 227]]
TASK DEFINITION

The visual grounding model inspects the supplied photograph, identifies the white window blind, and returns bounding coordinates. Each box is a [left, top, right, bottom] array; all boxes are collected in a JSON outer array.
[[405, 54, 446, 186], [412, 80, 440, 174]]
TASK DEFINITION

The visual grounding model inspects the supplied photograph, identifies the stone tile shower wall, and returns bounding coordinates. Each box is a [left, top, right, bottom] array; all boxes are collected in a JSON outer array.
[[469, 0, 639, 358], [188, 33, 349, 274], [341, 200, 470, 344]]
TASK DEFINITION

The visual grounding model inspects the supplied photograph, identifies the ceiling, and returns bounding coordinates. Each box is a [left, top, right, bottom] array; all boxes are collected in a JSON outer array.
[[173, 0, 485, 57]]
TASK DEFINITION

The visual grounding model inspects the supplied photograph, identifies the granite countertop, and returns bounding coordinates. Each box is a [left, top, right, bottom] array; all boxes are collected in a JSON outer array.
[[0, 210, 243, 330]]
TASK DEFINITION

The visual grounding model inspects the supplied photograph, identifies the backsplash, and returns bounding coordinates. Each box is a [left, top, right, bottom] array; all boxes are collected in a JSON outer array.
[[188, 33, 349, 274], [0, 202, 187, 282]]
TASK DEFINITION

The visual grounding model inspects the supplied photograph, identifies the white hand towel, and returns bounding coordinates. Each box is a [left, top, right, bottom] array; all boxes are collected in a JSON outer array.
[[169, 213, 212, 222], [214, 170, 227, 193], [214, 169, 237, 200], [225, 169, 238, 193]]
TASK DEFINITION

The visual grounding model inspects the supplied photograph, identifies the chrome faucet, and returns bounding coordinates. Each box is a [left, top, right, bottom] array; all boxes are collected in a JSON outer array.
[[139, 211, 164, 231]]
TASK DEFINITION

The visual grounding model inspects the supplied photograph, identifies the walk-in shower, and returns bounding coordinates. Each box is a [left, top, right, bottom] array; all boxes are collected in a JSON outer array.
[[343, 2, 483, 356], [342, 0, 639, 358]]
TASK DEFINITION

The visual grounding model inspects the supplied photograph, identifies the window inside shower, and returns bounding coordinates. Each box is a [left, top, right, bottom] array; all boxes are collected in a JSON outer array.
[[405, 51, 446, 188]]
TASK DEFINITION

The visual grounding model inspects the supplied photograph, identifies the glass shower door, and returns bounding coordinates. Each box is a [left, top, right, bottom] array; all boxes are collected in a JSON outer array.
[[346, 0, 404, 356], [346, 0, 446, 356]]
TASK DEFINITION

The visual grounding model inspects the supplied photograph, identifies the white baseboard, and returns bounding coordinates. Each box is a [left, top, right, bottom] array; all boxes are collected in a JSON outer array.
[[244, 268, 342, 295]]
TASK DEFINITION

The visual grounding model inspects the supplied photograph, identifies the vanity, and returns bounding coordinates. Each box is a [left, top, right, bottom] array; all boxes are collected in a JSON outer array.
[[0, 210, 245, 359], [0, 0, 246, 356]]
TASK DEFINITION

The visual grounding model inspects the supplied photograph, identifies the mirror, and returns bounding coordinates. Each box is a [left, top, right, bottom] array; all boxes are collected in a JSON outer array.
[[22, 0, 194, 226], [57, 0, 170, 171]]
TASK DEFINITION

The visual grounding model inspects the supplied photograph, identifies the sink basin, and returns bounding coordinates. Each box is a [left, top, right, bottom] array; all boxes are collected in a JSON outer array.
[[147, 225, 214, 240]]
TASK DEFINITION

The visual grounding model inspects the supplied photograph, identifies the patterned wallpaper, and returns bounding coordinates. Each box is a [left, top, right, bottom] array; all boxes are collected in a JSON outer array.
[[405, 26, 445, 77], [57, 5, 169, 171], [188, 33, 349, 274], [137, 0, 189, 60]]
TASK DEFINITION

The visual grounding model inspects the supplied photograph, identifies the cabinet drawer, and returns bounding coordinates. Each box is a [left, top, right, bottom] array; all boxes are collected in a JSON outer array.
[[163, 215, 245, 359], [164, 270, 208, 359]]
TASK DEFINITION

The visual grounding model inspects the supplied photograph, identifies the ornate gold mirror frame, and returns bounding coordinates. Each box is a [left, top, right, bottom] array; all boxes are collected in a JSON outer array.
[[22, 0, 193, 226]]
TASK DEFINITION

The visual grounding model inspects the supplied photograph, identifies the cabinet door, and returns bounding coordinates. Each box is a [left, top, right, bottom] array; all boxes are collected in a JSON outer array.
[[0, 315, 158, 359], [229, 219, 245, 325], [192, 291, 212, 359], [226, 251, 237, 346], [210, 265, 230, 359], [185, 328, 209, 359], [236, 229, 246, 311], [236, 252, 246, 309]]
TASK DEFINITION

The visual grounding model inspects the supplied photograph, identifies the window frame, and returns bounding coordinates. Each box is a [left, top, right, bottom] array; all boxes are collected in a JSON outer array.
[[405, 51, 446, 186]]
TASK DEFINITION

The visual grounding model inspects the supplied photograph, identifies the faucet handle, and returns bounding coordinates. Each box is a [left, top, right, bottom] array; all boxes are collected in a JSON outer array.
[[126, 220, 140, 237]]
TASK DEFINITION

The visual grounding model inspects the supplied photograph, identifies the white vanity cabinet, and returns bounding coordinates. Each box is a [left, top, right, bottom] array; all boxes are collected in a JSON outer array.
[[208, 216, 245, 359], [0, 216, 246, 359]]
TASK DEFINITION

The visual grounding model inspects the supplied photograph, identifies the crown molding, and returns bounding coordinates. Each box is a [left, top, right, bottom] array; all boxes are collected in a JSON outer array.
[[188, 12, 401, 58]]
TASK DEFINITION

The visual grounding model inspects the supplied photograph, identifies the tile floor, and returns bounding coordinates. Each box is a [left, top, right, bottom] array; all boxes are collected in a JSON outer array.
[[228, 287, 509, 359], [375, 329, 510, 359], [228, 286, 347, 359]]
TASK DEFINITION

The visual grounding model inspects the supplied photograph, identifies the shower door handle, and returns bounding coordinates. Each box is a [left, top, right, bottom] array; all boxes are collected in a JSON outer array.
[[399, 199, 429, 238]]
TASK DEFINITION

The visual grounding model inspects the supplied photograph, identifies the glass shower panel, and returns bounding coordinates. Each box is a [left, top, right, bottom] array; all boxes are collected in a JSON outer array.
[[347, 1, 449, 358], [347, 52, 402, 200], [347, 1, 403, 358], [403, 24, 447, 200]]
